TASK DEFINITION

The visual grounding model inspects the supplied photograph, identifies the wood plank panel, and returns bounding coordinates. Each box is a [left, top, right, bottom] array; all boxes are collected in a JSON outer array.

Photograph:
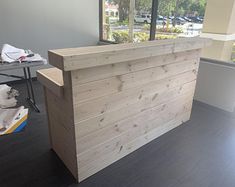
[[75, 71, 197, 138], [76, 99, 189, 152], [48, 37, 210, 71], [78, 111, 192, 181], [45, 89, 78, 180], [74, 79, 196, 122], [46, 88, 74, 132], [71, 50, 200, 84], [72, 59, 198, 103], [37, 68, 64, 97], [76, 91, 193, 155], [39, 38, 210, 182]]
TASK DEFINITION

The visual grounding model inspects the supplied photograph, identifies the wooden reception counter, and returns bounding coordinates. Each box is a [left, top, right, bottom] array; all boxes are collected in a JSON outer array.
[[37, 37, 210, 182]]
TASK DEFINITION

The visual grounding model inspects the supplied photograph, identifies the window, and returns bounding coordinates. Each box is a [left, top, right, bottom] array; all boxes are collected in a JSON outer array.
[[100, 0, 207, 43], [100, 0, 154, 43]]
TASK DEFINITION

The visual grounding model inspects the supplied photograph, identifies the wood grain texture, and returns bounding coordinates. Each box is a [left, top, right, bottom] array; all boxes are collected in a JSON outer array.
[[44, 89, 78, 180], [78, 111, 192, 181], [74, 71, 197, 138], [76, 91, 194, 157], [71, 50, 200, 85], [48, 37, 210, 71], [72, 59, 198, 104], [37, 68, 64, 97], [38, 38, 210, 182], [74, 78, 196, 123]]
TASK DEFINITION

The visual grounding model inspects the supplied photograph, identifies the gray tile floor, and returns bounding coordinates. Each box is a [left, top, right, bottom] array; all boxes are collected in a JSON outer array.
[[0, 81, 235, 187]]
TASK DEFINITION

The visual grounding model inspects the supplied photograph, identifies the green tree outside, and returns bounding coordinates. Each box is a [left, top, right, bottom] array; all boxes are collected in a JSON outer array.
[[107, 0, 207, 21]]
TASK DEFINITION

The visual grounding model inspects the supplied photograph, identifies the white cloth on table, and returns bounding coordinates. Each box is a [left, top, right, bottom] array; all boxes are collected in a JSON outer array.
[[1, 44, 43, 63]]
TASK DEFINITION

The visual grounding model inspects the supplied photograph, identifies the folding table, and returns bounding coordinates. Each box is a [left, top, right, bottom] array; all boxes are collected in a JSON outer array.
[[0, 60, 47, 112]]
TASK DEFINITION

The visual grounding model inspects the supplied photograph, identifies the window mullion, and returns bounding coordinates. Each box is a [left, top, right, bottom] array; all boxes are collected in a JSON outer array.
[[150, 0, 159, 40]]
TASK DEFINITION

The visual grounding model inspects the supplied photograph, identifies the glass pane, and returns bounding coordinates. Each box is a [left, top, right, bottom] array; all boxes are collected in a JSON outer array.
[[103, 0, 130, 43], [156, 0, 207, 40], [133, 0, 152, 43], [102, 0, 152, 43]]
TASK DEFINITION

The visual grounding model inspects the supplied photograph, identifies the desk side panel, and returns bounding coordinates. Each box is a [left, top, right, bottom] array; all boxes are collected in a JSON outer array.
[[43, 71, 78, 180]]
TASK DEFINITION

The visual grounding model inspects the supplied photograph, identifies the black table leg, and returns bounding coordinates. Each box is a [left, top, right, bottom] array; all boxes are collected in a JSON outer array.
[[23, 67, 40, 112]]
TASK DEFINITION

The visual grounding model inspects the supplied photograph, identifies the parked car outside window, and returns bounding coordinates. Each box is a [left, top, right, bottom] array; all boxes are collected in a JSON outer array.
[[134, 14, 151, 24]]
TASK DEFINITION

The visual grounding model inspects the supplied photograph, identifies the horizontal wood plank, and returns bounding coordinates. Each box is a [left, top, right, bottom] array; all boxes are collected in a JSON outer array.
[[74, 78, 196, 122], [72, 59, 199, 104], [71, 50, 200, 85], [75, 71, 197, 137], [46, 85, 74, 133], [45, 89, 78, 179], [73, 59, 198, 105], [77, 92, 193, 155], [77, 111, 192, 181], [37, 68, 64, 97], [48, 37, 210, 71]]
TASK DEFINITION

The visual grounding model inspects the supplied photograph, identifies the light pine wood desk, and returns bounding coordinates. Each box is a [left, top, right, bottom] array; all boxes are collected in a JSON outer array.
[[37, 37, 211, 182]]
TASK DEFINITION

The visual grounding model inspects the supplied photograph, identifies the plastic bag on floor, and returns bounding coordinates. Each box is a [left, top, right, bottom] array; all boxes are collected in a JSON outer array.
[[0, 84, 19, 108]]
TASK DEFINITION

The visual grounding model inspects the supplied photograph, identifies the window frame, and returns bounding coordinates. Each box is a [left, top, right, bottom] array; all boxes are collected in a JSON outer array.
[[99, 0, 159, 43]]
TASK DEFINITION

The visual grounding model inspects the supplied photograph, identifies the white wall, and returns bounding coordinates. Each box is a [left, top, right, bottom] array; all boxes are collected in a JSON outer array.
[[195, 60, 235, 112], [0, 0, 99, 82]]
